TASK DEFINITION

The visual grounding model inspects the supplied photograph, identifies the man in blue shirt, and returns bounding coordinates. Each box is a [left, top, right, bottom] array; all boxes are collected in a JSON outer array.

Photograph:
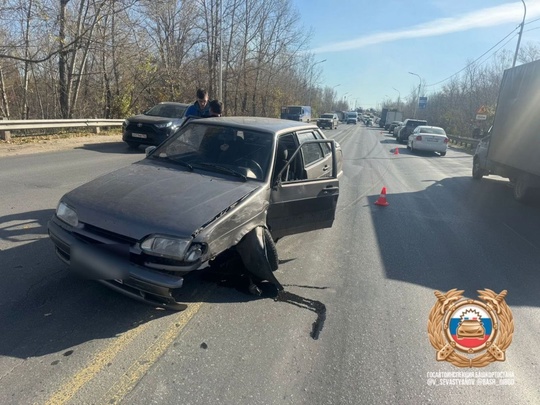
[[185, 88, 210, 117]]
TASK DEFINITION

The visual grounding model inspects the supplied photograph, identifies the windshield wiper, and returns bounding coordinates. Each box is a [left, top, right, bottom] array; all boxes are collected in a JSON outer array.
[[153, 154, 194, 171], [194, 162, 247, 181]]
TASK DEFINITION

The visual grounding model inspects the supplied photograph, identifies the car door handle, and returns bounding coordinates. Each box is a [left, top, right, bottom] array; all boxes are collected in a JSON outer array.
[[322, 165, 330, 171], [322, 186, 339, 194]]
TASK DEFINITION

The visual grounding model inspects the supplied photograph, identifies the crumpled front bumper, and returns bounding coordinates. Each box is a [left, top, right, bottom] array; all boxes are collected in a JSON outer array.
[[47, 217, 188, 309]]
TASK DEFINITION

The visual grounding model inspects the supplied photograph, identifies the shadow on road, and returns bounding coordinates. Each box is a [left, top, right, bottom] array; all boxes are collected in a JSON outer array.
[[75, 141, 143, 154], [367, 174, 540, 308]]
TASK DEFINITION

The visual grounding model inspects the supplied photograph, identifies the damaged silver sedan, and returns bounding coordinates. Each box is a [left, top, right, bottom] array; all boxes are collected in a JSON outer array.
[[48, 117, 343, 309]]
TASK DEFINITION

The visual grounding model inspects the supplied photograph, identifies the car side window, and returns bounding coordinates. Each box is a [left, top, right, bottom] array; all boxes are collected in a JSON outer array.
[[313, 131, 331, 156], [274, 134, 298, 182], [297, 131, 324, 165]]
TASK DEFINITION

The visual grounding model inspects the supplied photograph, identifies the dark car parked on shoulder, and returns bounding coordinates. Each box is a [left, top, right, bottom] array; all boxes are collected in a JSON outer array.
[[388, 121, 402, 134], [396, 118, 428, 143], [393, 123, 403, 137], [48, 117, 343, 310], [122, 102, 190, 149]]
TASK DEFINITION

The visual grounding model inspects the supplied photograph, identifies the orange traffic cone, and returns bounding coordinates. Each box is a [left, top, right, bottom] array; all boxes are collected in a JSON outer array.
[[374, 187, 389, 206], [394, 147, 400, 155]]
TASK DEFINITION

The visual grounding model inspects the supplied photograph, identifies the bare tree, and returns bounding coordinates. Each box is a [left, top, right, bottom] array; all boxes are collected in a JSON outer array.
[[518, 42, 540, 64]]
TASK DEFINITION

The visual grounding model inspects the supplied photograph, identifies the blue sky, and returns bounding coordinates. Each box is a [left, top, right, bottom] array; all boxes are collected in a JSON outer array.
[[293, 0, 540, 109]]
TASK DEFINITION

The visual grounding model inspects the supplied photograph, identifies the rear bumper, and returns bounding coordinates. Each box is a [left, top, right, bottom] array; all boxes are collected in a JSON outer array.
[[48, 218, 187, 307], [413, 142, 448, 153]]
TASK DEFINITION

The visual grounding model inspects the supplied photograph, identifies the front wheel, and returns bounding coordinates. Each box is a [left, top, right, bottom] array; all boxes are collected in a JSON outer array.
[[263, 228, 279, 271], [236, 227, 282, 290], [439, 152, 446, 157]]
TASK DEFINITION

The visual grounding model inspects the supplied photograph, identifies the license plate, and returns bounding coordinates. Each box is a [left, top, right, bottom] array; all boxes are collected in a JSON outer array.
[[132, 133, 147, 139]]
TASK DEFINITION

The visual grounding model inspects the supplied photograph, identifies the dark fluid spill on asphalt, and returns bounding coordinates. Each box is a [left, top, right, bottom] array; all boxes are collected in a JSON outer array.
[[202, 269, 327, 339], [275, 290, 326, 340]]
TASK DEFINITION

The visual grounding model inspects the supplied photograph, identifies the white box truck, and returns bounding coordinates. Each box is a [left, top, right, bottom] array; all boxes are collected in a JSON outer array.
[[473, 59, 540, 202]]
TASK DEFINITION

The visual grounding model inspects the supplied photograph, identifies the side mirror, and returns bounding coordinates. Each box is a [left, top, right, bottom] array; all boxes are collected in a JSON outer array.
[[145, 146, 157, 156]]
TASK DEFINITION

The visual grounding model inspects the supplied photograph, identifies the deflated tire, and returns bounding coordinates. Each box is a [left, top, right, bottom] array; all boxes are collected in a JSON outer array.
[[236, 227, 283, 290]]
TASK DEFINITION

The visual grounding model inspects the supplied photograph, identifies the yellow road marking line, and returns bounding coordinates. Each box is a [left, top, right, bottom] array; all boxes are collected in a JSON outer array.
[[102, 302, 205, 404], [44, 322, 152, 405]]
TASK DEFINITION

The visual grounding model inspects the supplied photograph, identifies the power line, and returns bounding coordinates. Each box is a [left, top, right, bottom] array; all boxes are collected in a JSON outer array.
[[475, 31, 520, 67], [525, 16, 540, 25], [423, 15, 540, 88], [524, 25, 540, 33], [425, 25, 520, 87]]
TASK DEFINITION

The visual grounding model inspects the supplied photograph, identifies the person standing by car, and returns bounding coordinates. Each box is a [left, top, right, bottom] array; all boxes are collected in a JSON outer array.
[[185, 88, 210, 117], [206, 99, 223, 117]]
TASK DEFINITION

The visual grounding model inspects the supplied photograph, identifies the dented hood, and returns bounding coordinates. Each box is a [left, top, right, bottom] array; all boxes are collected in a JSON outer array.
[[63, 160, 260, 240]]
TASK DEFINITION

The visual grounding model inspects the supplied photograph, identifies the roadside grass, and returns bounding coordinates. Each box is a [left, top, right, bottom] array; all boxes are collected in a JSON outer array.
[[0, 129, 121, 145]]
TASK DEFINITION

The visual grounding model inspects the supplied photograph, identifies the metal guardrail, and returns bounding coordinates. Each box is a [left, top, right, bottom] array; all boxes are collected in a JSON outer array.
[[447, 134, 480, 150], [0, 118, 124, 141]]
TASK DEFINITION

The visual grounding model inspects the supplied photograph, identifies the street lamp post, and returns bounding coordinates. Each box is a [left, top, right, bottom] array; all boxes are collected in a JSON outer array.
[[342, 92, 350, 108], [308, 59, 327, 105], [392, 87, 401, 109], [512, 0, 527, 68], [408, 72, 422, 118], [332, 84, 341, 110]]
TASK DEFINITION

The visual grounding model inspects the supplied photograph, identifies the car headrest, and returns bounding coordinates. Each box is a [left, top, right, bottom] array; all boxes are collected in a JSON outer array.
[[277, 143, 288, 160]]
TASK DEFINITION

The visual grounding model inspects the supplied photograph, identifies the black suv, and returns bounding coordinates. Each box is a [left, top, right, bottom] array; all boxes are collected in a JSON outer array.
[[396, 119, 427, 143], [122, 102, 190, 149]]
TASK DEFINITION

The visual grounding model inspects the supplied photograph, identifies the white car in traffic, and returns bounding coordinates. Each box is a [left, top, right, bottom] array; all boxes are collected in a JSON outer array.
[[407, 125, 448, 156]]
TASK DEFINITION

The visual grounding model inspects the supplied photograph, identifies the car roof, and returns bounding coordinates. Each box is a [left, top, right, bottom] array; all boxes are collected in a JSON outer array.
[[416, 125, 445, 131], [188, 116, 318, 135], [158, 101, 190, 107]]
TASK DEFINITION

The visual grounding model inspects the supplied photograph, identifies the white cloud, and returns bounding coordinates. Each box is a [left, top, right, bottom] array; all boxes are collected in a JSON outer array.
[[310, 1, 540, 53]]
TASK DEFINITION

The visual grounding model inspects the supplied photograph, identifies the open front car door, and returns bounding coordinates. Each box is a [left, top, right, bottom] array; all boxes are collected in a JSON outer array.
[[267, 138, 340, 239]]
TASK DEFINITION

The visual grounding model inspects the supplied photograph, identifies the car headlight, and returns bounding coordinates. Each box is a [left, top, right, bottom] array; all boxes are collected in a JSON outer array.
[[123, 119, 129, 127], [140, 235, 205, 262], [56, 201, 78, 227], [155, 122, 172, 129]]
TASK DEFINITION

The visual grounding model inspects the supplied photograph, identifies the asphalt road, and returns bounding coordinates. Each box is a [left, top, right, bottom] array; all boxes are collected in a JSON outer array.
[[0, 127, 539, 404]]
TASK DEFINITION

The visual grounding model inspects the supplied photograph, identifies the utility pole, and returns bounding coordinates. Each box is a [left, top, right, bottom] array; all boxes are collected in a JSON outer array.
[[308, 59, 326, 105], [512, 0, 527, 68], [408, 72, 422, 118], [392, 87, 401, 110]]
